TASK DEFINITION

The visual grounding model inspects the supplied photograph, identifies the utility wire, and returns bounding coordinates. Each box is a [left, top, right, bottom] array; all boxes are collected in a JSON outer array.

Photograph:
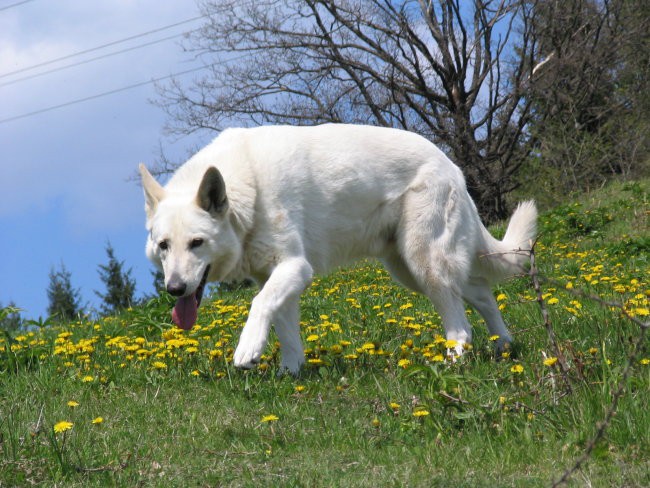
[[0, 15, 204, 79], [0, 31, 196, 88], [0, 0, 36, 12], [0, 64, 210, 125]]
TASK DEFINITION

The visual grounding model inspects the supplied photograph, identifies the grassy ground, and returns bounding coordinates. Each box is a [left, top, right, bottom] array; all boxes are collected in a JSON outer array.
[[1, 180, 648, 487]]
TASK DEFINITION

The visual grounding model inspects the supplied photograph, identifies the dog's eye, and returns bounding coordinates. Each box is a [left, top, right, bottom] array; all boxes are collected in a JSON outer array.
[[159, 240, 169, 251], [190, 238, 204, 249]]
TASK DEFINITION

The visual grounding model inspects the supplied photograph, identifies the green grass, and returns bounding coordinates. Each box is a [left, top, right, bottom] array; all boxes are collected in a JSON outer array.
[[1, 180, 648, 487]]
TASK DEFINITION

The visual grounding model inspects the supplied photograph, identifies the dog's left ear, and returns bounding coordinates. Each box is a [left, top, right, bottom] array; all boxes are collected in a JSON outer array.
[[196, 167, 228, 214]]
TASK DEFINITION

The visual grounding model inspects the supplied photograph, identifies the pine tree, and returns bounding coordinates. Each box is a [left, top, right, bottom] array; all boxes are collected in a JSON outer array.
[[47, 264, 82, 322], [0, 301, 22, 331], [95, 242, 136, 315]]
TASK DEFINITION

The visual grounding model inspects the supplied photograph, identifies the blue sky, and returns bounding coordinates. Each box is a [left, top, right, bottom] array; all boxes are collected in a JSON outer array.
[[0, 0, 212, 319]]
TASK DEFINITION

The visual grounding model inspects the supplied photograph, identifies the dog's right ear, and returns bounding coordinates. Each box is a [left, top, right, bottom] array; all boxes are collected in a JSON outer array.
[[139, 163, 165, 220]]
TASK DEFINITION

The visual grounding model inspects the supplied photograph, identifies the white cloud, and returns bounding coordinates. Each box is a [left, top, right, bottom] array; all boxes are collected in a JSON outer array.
[[0, 0, 205, 232]]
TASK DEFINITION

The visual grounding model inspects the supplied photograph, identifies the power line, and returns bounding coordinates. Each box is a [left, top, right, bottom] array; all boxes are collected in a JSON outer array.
[[0, 31, 195, 88], [0, 64, 210, 125], [0, 0, 36, 12], [0, 15, 204, 79]]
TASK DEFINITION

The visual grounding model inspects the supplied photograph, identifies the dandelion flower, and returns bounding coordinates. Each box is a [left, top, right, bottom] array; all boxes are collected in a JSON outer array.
[[152, 361, 167, 370], [543, 357, 558, 367], [389, 402, 400, 411], [67, 401, 79, 408], [294, 385, 306, 393], [91, 417, 104, 425], [640, 358, 649, 366], [413, 409, 430, 417], [398, 359, 411, 369], [444, 339, 458, 349], [489, 335, 500, 342], [510, 364, 524, 374], [496, 293, 507, 302], [306, 334, 320, 342], [261, 414, 279, 423], [53, 421, 73, 434], [81, 375, 94, 383]]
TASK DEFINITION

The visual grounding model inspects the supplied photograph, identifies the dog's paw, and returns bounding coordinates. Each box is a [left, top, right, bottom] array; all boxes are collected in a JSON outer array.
[[233, 343, 264, 369], [233, 325, 268, 369], [279, 352, 305, 376]]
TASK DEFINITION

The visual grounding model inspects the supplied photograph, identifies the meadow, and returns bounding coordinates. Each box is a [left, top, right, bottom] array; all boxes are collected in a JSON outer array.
[[1, 180, 648, 487]]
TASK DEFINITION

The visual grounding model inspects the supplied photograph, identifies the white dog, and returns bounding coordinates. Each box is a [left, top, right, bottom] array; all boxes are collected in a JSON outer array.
[[140, 124, 537, 374]]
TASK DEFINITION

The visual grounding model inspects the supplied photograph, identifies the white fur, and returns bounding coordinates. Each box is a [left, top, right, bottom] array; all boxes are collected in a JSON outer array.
[[140, 124, 537, 374]]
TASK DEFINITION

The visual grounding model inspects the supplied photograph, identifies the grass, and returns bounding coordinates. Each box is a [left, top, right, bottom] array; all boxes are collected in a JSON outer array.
[[1, 179, 648, 487]]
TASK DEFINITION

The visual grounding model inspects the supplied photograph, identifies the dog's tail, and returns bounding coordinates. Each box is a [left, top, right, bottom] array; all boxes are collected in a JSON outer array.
[[479, 200, 538, 282]]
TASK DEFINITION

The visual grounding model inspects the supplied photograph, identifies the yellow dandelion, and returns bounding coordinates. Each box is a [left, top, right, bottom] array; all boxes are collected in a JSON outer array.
[[67, 400, 79, 408], [413, 409, 430, 417], [261, 414, 279, 423], [496, 293, 507, 302], [294, 385, 306, 393], [510, 364, 524, 374], [389, 402, 400, 411], [371, 417, 381, 427], [547, 297, 559, 305], [152, 361, 167, 370], [543, 357, 558, 367], [191, 370, 200, 377], [53, 421, 73, 434], [432, 354, 445, 362], [306, 334, 320, 342], [489, 335, 500, 342], [444, 339, 458, 349], [639, 358, 649, 366], [81, 375, 94, 383], [91, 417, 104, 425], [398, 358, 411, 369]]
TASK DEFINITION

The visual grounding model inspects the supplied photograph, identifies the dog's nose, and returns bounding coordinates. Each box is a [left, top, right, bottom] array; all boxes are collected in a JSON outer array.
[[166, 281, 187, 297]]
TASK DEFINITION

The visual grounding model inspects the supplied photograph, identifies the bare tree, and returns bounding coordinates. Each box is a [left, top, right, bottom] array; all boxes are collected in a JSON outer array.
[[524, 0, 650, 199], [158, 0, 551, 221]]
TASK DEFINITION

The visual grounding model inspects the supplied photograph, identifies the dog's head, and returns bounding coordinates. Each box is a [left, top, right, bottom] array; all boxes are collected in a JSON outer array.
[[139, 164, 242, 329]]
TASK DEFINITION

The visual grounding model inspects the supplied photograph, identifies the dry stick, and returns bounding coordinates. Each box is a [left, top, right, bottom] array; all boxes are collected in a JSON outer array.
[[529, 243, 573, 393], [551, 325, 648, 488]]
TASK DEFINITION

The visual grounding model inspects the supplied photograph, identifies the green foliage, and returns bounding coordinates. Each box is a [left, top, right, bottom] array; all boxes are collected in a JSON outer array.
[[46, 263, 82, 323], [95, 242, 136, 316], [1, 183, 648, 486]]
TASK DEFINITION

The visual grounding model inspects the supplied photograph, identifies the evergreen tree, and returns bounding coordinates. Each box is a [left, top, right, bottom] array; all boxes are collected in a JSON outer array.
[[95, 242, 136, 315], [152, 269, 165, 295], [0, 301, 22, 331], [47, 263, 82, 322]]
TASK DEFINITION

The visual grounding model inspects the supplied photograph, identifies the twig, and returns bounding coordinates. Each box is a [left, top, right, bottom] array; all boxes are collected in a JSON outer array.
[[551, 325, 647, 487], [529, 243, 573, 393]]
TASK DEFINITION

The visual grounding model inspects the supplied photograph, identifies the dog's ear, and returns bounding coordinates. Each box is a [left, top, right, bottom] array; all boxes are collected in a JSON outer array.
[[139, 163, 165, 220], [196, 167, 228, 214]]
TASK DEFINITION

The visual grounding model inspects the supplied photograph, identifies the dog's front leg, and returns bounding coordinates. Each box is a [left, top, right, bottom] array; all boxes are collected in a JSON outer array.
[[233, 257, 312, 371]]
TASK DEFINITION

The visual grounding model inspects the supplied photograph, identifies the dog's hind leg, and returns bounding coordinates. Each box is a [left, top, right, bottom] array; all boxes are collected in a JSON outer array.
[[234, 257, 313, 371], [463, 278, 513, 352], [381, 248, 424, 294], [398, 176, 476, 355]]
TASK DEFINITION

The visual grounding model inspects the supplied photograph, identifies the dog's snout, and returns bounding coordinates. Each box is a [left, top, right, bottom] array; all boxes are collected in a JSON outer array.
[[166, 280, 187, 297]]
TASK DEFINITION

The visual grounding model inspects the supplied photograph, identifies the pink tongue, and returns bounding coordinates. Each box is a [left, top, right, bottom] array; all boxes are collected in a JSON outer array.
[[171, 293, 198, 330]]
